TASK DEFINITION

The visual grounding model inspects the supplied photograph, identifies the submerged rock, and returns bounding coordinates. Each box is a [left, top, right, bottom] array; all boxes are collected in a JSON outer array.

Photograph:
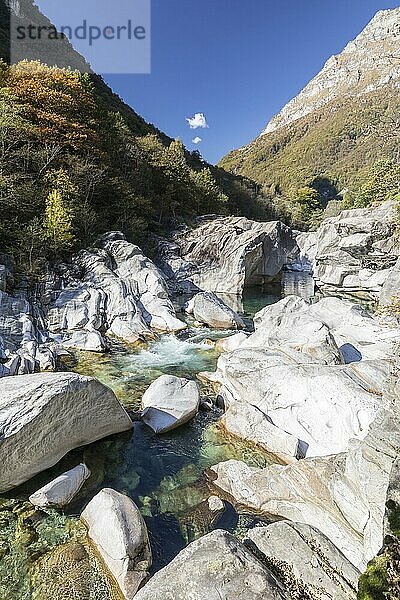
[[246, 521, 360, 600], [134, 529, 289, 600], [81, 488, 152, 600], [32, 540, 118, 600], [0, 372, 132, 492], [29, 464, 91, 509], [186, 292, 245, 329], [141, 374, 200, 433]]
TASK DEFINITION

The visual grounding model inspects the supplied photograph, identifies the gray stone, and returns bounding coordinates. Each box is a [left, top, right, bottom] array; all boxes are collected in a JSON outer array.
[[186, 292, 245, 329], [246, 522, 360, 600], [81, 488, 152, 599], [141, 375, 200, 433], [312, 201, 398, 299], [29, 463, 91, 508], [160, 217, 297, 295], [0, 372, 132, 492], [211, 296, 400, 458], [134, 529, 289, 600], [380, 255, 400, 309], [210, 392, 400, 572]]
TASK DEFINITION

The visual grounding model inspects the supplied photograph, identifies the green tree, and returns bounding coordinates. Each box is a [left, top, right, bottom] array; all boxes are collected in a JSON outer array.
[[290, 186, 323, 229], [43, 189, 74, 256], [191, 167, 228, 214], [355, 160, 400, 207]]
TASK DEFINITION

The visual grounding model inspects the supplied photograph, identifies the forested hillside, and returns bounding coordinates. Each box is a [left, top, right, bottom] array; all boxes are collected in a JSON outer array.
[[220, 87, 400, 228], [0, 59, 268, 278]]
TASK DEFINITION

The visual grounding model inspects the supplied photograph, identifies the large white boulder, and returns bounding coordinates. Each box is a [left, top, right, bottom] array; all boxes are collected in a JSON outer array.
[[141, 375, 200, 433], [186, 292, 245, 329], [248, 295, 400, 362], [211, 296, 400, 458], [0, 372, 132, 492], [134, 529, 289, 600], [47, 234, 186, 351], [215, 346, 387, 457], [81, 488, 152, 599], [159, 217, 297, 295], [29, 463, 91, 508]]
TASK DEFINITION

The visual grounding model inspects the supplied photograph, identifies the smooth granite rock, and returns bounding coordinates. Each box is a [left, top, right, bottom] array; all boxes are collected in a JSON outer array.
[[246, 522, 360, 600], [0, 372, 132, 492], [186, 292, 245, 329], [134, 529, 289, 600], [29, 463, 91, 508], [159, 217, 297, 295], [47, 233, 186, 351], [141, 375, 200, 433], [81, 488, 152, 599]]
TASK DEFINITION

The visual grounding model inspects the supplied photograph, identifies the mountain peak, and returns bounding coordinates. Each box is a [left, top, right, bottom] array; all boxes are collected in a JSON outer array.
[[260, 7, 400, 136]]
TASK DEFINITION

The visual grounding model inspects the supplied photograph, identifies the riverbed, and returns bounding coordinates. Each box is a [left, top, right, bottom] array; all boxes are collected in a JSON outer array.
[[0, 272, 321, 598]]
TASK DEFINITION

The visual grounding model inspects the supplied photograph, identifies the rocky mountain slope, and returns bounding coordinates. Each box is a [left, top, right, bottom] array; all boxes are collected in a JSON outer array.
[[219, 8, 400, 221], [261, 8, 400, 136]]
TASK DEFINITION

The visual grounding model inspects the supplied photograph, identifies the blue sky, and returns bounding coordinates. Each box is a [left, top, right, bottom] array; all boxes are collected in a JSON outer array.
[[49, 0, 400, 165]]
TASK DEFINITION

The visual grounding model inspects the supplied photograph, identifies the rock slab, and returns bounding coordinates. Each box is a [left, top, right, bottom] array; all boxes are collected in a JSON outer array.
[[0, 372, 132, 492], [246, 521, 360, 600]]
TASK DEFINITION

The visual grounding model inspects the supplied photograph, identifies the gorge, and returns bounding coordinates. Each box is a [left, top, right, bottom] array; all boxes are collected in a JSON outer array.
[[0, 4, 399, 600]]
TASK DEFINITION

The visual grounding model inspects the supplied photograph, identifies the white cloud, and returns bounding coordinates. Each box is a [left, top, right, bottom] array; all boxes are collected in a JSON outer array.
[[192, 136, 202, 144], [186, 113, 208, 129]]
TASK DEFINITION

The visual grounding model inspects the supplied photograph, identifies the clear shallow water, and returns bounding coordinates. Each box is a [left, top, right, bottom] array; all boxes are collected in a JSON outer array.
[[0, 273, 323, 597]]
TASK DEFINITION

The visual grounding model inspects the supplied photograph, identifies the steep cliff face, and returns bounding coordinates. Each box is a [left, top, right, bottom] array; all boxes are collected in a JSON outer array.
[[262, 8, 400, 136], [219, 9, 400, 210]]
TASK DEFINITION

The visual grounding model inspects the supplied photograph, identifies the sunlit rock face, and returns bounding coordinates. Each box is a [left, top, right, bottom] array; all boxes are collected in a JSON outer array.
[[47, 233, 186, 351], [209, 320, 400, 574], [0, 372, 132, 492], [158, 217, 298, 295], [260, 8, 400, 135]]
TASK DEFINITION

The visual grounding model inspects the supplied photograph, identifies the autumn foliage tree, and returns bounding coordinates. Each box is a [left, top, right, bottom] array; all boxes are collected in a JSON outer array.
[[0, 59, 237, 276]]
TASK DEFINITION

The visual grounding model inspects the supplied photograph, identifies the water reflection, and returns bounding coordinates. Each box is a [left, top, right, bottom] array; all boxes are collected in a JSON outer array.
[[281, 271, 315, 300]]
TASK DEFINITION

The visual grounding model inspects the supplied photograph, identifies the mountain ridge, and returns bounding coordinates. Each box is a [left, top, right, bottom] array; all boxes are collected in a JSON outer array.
[[260, 7, 400, 136], [219, 7, 400, 226]]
